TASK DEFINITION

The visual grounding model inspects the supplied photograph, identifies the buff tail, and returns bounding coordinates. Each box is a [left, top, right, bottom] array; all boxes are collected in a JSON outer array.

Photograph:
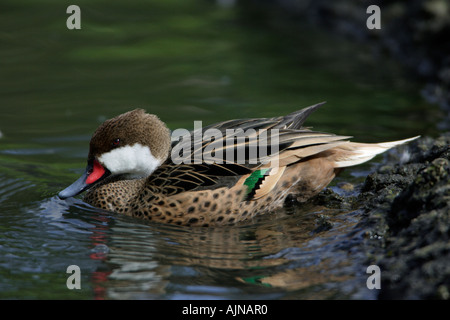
[[333, 136, 420, 168]]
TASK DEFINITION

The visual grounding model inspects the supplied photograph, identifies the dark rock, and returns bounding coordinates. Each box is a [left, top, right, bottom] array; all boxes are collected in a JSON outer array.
[[312, 214, 334, 234], [389, 157, 449, 232], [357, 133, 450, 299]]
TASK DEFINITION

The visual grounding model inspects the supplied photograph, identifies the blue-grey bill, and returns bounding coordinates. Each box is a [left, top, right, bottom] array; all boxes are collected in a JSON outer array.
[[58, 171, 90, 199]]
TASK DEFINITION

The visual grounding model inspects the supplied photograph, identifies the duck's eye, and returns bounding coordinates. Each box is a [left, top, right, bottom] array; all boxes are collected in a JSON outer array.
[[112, 138, 121, 147]]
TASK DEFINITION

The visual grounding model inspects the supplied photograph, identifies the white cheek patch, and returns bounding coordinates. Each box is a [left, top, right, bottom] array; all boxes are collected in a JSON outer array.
[[98, 143, 161, 178]]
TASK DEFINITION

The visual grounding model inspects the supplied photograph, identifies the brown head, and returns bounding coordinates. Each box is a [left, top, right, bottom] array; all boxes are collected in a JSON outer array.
[[58, 109, 171, 199]]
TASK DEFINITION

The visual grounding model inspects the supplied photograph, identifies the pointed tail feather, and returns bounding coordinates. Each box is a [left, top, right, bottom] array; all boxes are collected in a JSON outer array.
[[333, 136, 420, 168], [280, 101, 326, 129]]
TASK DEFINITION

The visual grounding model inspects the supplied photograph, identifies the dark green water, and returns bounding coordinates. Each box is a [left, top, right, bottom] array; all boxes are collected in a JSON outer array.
[[0, 1, 441, 299]]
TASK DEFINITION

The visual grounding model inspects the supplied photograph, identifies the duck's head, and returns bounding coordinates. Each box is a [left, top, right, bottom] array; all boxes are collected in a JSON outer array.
[[58, 109, 171, 199]]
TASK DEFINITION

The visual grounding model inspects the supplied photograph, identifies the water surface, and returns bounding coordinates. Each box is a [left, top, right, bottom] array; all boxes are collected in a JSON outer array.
[[0, 0, 440, 299]]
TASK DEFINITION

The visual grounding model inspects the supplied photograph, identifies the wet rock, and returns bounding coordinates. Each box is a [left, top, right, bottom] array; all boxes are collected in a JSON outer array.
[[312, 214, 333, 234], [389, 157, 449, 232], [310, 188, 346, 208], [337, 182, 355, 192], [357, 133, 450, 299]]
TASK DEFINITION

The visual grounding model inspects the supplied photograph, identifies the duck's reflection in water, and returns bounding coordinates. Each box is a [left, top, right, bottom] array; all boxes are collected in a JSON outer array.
[[86, 203, 368, 299]]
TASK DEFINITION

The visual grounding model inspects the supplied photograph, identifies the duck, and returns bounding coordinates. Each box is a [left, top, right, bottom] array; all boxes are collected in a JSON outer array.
[[58, 102, 418, 227]]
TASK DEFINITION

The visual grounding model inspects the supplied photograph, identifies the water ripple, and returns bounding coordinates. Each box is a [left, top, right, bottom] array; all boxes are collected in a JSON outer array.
[[0, 177, 34, 204]]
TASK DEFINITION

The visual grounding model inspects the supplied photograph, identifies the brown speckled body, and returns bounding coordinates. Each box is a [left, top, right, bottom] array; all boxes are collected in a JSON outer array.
[[84, 156, 338, 227]]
